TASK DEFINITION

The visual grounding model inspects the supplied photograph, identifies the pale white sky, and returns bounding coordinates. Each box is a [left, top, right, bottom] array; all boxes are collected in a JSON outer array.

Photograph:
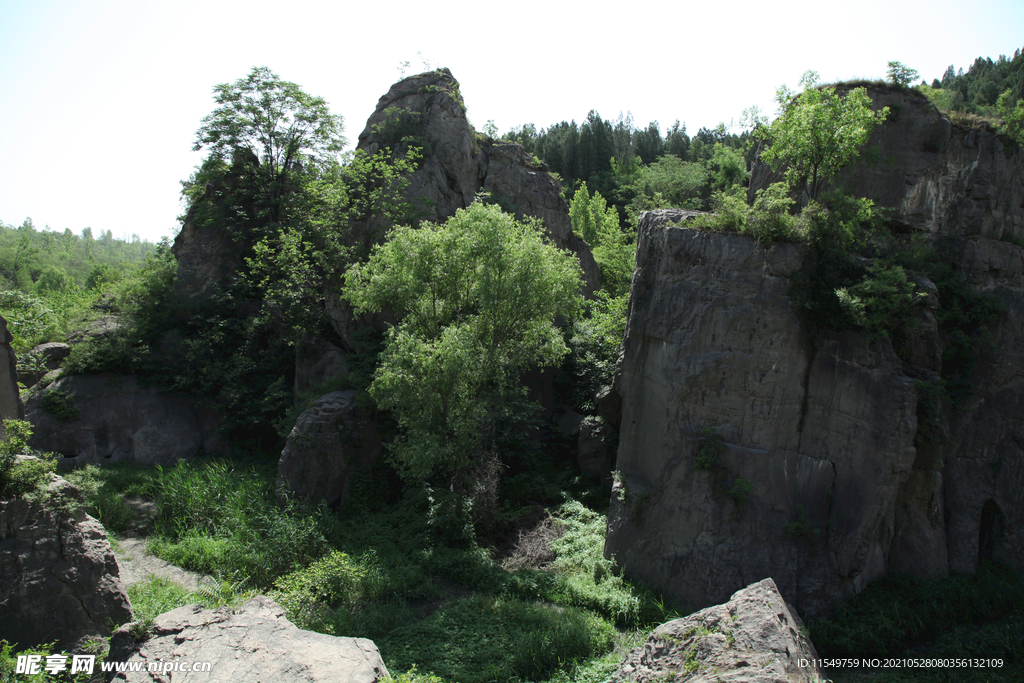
[[1, 0, 1022, 243]]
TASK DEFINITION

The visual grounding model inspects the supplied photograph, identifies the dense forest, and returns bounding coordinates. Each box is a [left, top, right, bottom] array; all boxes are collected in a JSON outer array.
[[1, 49, 1023, 683]]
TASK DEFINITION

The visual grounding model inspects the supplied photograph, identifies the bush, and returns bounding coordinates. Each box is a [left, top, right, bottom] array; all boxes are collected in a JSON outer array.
[[810, 561, 1024, 657], [271, 550, 383, 632], [40, 388, 80, 422], [0, 420, 55, 498]]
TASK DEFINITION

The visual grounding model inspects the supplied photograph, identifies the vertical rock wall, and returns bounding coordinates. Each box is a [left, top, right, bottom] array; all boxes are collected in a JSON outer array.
[[613, 88, 1024, 616], [606, 214, 920, 615]]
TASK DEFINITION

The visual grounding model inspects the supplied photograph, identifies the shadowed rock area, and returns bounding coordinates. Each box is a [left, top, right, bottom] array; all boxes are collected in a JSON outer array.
[[25, 374, 222, 467]]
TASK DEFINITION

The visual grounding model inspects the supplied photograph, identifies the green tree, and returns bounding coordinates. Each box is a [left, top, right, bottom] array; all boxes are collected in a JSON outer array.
[[887, 61, 920, 87], [569, 183, 634, 296], [757, 70, 889, 200], [193, 66, 345, 222], [343, 202, 583, 499], [997, 89, 1024, 145], [195, 66, 345, 180]]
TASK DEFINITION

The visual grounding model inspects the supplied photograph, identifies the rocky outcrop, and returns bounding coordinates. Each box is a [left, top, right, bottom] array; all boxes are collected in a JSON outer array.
[[0, 314, 22, 423], [18, 342, 71, 389], [610, 106, 1024, 615], [615, 578, 822, 683], [750, 84, 1024, 242], [276, 391, 380, 508], [355, 69, 599, 293], [606, 218, 923, 615], [107, 596, 389, 683], [0, 468, 132, 651], [172, 150, 257, 300], [25, 374, 222, 467]]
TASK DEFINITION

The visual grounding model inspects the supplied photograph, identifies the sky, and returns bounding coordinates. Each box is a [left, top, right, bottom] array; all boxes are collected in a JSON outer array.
[[1, 0, 1022, 244]]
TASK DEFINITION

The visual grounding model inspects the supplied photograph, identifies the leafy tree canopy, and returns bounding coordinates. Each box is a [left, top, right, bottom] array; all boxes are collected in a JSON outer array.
[[757, 70, 889, 199], [194, 66, 345, 182], [343, 202, 584, 486], [887, 61, 920, 87]]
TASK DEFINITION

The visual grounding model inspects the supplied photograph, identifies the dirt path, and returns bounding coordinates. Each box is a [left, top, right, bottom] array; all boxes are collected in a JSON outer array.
[[113, 536, 217, 592], [111, 497, 217, 592]]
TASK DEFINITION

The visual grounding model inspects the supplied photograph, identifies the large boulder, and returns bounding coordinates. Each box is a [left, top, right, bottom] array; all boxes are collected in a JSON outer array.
[[25, 374, 222, 467], [615, 578, 822, 683], [107, 596, 389, 683], [0, 467, 132, 651], [276, 391, 381, 508]]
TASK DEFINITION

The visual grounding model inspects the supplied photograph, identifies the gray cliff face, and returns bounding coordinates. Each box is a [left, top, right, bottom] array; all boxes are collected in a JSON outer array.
[[609, 90, 1024, 616], [355, 69, 599, 293], [26, 374, 223, 467], [606, 218, 919, 615]]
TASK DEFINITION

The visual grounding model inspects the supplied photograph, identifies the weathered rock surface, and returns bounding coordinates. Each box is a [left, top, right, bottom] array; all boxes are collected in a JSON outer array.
[[172, 150, 256, 300], [0, 468, 132, 651], [610, 95, 1024, 615], [615, 578, 822, 683], [18, 342, 71, 389], [606, 218, 921, 615], [940, 234, 1024, 575], [750, 84, 1024, 242], [354, 68, 599, 294], [577, 416, 613, 483], [25, 374, 222, 467], [276, 390, 380, 507], [0, 314, 22, 423], [107, 596, 389, 683]]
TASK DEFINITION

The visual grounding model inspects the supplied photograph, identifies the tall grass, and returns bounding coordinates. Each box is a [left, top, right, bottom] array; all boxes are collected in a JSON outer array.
[[147, 460, 327, 588], [811, 561, 1024, 658]]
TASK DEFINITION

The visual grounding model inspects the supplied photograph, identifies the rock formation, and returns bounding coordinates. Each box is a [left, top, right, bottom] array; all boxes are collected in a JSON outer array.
[[276, 390, 381, 507], [0, 467, 132, 651], [615, 578, 822, 683], [107, 596, 389, 683], [25, 374, 222, 467], [172, 68, 599, 315], [750, 83, 1024, 242], [18, 342, 71, 389], [607, 88, 1024, 616], [0, 314, 22, 426], [354, 68, 599, 293]]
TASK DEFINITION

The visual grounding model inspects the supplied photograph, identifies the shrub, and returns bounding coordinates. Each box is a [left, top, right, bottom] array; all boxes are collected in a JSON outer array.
[[744, 182, 798, 242], [0, 420, 55, 498], [695, 428, 723, 470], [40, 388, 80, 422], [271, 550, 382, 631]]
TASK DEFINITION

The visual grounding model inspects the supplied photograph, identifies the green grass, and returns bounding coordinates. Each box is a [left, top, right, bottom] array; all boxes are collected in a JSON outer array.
[[62, 463, 159, 532], [812, 562, 1024, 683], [117, 457, 676, 683]]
